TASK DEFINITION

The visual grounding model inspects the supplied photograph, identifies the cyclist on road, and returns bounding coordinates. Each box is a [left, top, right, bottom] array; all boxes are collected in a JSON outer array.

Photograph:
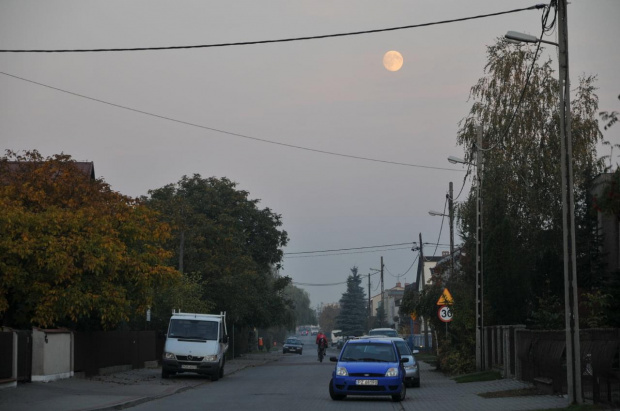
[[316, 330, 327, 361]]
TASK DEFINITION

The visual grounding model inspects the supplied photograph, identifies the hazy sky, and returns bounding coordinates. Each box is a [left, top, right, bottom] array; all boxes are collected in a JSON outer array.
[[1, 1, 618, 310]]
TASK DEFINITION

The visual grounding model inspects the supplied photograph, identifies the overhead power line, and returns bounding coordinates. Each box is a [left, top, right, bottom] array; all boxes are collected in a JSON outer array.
[[0, 71, 463, 171], [0, 5, 545, 53], [293, 271, 380, 287], [284, 242, 416, 255], [283, 246, 414, 259]]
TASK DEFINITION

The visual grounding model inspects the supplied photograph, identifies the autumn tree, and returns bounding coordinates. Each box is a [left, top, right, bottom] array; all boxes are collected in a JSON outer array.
[[0, 150, 179, 330], [319, 303, 340, 336], [146, 175, 291, 329]]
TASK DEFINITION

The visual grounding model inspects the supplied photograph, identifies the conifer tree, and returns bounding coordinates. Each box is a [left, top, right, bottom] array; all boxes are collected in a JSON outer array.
[[335, 267, 367, 336]]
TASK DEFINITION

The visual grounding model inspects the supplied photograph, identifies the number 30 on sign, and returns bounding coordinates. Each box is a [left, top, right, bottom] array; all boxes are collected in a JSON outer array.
[[438, 306, 453, 322]]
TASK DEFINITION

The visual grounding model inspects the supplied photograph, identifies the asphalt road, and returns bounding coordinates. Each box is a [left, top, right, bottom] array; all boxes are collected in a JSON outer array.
[[129, 333, 408, 411], [122, 333, 568, 411]]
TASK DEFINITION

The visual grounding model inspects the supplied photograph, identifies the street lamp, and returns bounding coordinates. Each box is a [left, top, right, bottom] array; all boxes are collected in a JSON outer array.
[[448, 125, 484, 371], [505, 31, 558, 46], [505, 0, 582, 403]]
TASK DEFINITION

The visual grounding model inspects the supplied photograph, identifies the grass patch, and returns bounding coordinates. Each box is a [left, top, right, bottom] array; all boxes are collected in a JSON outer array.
[[415, 353, 436, 362], [453, 370, 502, 383], [479, 387, 547, 398], [416, 352, 438, 367], [531, 405, 605, 411]]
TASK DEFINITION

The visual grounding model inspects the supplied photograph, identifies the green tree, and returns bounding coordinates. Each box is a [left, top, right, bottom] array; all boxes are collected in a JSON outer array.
[[146, 175, 291, 329], [0, 150, 179, 330], [335, 267, 367, 336], [456, 38, 605, 327], [283, 285, 317, 327]]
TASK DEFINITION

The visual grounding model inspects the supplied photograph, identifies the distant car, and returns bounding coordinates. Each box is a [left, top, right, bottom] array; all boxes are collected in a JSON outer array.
[[371, 336, 420, 387], [311, 331, 318, 336], [368, 328, 399, 337], [329, 338, 406, 402], [283, 337, 303, 355]]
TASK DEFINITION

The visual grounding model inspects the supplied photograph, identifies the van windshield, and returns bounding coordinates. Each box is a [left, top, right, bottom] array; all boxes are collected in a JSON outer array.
[[369, 329, 398, 337], [168, 319, 218, 340]]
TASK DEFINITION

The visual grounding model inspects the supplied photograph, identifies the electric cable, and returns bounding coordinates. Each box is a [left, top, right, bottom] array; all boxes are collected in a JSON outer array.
[[430, 196, 449, 257], [0, 71, 464, 172], [285, 242, 417, 255], [385, 253, 419, 279], [292, 270, 379, 287], [283, 246, 413, 259], [0, 5, 545, 53], [491, 1, 553, 151]]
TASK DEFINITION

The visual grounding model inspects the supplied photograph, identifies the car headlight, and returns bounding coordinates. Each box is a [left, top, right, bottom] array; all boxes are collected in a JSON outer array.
[[163, 352, 176, 360], [385, 367, 399, 377], [405, 363, 418, 370], [336, 367, 348, 376], [204, 355, 218, 362]]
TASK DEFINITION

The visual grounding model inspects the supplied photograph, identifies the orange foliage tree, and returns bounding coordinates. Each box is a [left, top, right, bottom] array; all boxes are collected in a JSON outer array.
[[0, 150, 180, 329]]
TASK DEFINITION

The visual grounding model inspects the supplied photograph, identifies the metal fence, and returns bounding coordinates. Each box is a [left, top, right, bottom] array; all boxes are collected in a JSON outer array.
[[515, 328, 620, 407], [74, 330, 157, 377], [0, 331, 13, 380]]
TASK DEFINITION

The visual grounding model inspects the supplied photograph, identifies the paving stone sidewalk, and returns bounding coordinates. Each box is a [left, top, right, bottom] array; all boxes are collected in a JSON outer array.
[[403, 361, 570, 411], [0, 351, 283, 411]]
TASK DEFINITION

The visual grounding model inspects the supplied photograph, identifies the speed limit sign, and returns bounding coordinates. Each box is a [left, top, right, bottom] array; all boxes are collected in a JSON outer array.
[[438, 306, 453, 322]]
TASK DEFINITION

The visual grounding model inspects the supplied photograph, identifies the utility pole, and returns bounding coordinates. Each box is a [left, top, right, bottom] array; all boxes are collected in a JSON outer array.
[[558, 0, 582, 403], [448, 181, 455, 277], [475, 124, 484, 371], [367, 273, 371, 328], [419, 233, 430, 350], [380, 256, 385, 327]]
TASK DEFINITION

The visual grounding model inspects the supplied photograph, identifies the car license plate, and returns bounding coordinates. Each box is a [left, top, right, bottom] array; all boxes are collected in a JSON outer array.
[[181, 364, 197, 370], [356, 379, 378, 386]]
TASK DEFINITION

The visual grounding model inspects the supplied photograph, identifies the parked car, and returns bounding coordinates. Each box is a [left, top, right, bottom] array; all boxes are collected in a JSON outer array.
[[371, 336, 420, 387], [329, 338, 406, 402], [283, 337, 303, 355], [331, 329, 343, 347]]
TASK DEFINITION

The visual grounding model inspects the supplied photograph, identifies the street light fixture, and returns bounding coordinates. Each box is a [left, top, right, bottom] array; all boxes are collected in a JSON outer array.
[[505, 30, 558, 46], [505, 0, 582, 403], [428, 183, 455, 280], [447, 156, 466, 165]]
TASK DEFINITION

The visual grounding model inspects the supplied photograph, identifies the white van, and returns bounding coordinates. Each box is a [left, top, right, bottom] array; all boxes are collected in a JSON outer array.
[[331, 329, 343, 347], [162, 311, 229, 380]]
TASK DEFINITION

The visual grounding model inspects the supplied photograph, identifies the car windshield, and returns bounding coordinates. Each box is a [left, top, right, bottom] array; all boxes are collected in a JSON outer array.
[[286, 338, 299, 344], [168, 319, 218, 340], [341, 342, 397, 362], [394, 340, 412, 356]]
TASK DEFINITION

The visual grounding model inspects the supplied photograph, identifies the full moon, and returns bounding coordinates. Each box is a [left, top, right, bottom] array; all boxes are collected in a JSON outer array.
[[383, 50, 403, 71]]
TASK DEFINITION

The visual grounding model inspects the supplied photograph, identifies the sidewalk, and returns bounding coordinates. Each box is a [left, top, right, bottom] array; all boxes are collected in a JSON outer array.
[[0, 351, 283, 411]]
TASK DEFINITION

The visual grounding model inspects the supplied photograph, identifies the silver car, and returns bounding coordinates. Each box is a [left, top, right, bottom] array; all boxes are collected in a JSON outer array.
[[282, 337, 303, 355], [371, 336, 420, 387]]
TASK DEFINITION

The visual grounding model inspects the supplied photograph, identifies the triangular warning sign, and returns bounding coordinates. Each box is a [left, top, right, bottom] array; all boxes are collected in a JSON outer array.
[[436, 288, 454, 305]]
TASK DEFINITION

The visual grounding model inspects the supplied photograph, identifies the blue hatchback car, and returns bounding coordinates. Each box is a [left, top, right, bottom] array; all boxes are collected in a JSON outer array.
[[329, 338, 407, 402]]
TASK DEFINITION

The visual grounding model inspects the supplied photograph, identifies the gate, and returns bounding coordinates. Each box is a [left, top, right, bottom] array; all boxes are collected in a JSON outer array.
[[0, 331, 13, 380], [16, 330, 32, 382]]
